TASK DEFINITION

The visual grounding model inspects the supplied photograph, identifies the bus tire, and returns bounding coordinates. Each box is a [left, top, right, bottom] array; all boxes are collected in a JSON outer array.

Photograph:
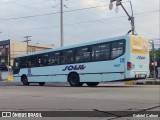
[[21, 76, 29, 86], [39, 82, 45, 86], [86, 82, 99, 87], [68, 73, 83, 87]]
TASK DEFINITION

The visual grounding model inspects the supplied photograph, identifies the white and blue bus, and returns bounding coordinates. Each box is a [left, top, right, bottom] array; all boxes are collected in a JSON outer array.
[[13, 35, 149, 86]]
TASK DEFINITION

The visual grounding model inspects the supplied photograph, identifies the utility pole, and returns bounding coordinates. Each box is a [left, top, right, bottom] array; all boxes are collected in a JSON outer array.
[[60, 0, 64, 47], [149, 40, 156, 80], [152, 40, 156, 80], [23, 36, 32, 53]]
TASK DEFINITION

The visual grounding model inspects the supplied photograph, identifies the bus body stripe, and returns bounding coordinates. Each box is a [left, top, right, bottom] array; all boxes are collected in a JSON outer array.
[[13, 72, 124, 77]]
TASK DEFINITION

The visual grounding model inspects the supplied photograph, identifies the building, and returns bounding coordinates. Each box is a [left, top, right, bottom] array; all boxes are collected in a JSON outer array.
[[0, 39, 54, 71]]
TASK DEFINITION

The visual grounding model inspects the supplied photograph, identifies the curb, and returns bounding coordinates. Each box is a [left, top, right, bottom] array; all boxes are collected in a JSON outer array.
[[143, 81, 160, 85], [125, 79, 160, 85]]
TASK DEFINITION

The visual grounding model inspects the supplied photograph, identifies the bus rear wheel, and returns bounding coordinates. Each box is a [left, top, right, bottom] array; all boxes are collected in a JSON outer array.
[[68, 73, 83, 87], [22, 76, 29, 86], [39, 82, 45, 86], [86, 82, 99, 87]]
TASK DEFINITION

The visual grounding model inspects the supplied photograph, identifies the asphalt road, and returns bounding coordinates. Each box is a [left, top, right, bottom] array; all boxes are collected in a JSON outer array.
[[0, 82, 159, 120]]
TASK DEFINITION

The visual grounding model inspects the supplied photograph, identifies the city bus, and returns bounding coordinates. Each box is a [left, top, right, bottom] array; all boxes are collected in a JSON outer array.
[[13, 35, 149, 86]]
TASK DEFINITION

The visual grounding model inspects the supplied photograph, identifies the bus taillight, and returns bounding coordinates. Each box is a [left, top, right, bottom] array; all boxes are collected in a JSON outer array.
[[127, 62, 132, 70]]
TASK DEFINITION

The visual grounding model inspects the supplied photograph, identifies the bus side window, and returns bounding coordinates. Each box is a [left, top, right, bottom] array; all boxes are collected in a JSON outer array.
[[92, 43, 110, 61], [66, 49, 74, 64], [92, 45, 99, 60], [13, 58, 20, 74], [14, 59, 20, 69], [20, 57, 27, 68], [111, 40, 124, 59], [54, 52, 60, 65], [43, 54, 49, 66], [37, 54, 49, 67], [75, 48, 81, 62], [75, 47, 91, 63], [101, 44, 110, 60], [61, 51, 65, 64], [48, 52, 60, 65], [49, 53, 55, 65], [27, 56, 37, 67], [61, 49, 74, 64]]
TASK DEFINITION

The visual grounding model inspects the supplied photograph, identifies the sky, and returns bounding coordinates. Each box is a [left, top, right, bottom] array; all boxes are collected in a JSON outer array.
[[0, 0, 159, 47]]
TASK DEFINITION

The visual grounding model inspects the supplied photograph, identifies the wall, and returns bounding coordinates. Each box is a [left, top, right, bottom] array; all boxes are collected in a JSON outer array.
[[10, 40, 27, 66]]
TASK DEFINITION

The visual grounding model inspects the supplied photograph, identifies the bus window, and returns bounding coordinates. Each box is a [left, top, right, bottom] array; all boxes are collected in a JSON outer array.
[[92, 43, 110, 61], [14, 59, 20, 69], [37, 54, 49, 67], [111, 40, 124, 59], [43, 54, 49, 66], [54, 52, 60, 65], [48, 52, 55, 65], [75, 47, 91, 63], [49, 52, 61, 65], [27, 55, 37, 67], [61, 49, 74, 64], [13, 58, 20, 74], [20, 57, 27, 68]]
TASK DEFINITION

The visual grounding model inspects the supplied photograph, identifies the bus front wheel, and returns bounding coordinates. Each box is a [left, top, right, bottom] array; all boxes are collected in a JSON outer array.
[[22, 76, 29, 86], [68, 73, 83, 87], [86, 82, 99, 87]]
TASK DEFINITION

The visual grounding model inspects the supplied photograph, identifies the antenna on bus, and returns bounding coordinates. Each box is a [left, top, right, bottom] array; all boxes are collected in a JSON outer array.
[[109, 0, 136, 35]]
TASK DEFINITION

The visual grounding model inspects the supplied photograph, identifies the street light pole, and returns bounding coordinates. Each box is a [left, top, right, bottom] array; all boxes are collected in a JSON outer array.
[[119, 1, 135, 35], [109, 0, 135, 35], [129, 1, 135, 35], [60, 0, 64, 47], [23, 36, 32, 53]]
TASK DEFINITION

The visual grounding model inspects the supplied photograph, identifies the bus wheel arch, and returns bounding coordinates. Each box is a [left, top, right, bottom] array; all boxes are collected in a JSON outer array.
[[21, 74, 29, 86], [68, 72, 83, 87]]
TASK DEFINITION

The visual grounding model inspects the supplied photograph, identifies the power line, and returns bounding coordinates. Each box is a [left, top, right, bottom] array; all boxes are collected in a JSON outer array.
[[0, 2, 130, 21], [8, 10, 159, 32]]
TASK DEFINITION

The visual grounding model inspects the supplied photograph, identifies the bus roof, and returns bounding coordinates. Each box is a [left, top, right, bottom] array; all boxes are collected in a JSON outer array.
[[14, 35, 132, 58]]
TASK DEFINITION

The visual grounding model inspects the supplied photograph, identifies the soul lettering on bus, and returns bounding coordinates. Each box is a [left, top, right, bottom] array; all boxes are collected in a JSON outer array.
[[62, 65, 86, 71]]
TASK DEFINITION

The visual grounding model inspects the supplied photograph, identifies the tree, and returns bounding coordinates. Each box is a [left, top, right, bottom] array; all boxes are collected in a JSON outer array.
[[155, 48, 160, 60], [150, 48, 160, 61]]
